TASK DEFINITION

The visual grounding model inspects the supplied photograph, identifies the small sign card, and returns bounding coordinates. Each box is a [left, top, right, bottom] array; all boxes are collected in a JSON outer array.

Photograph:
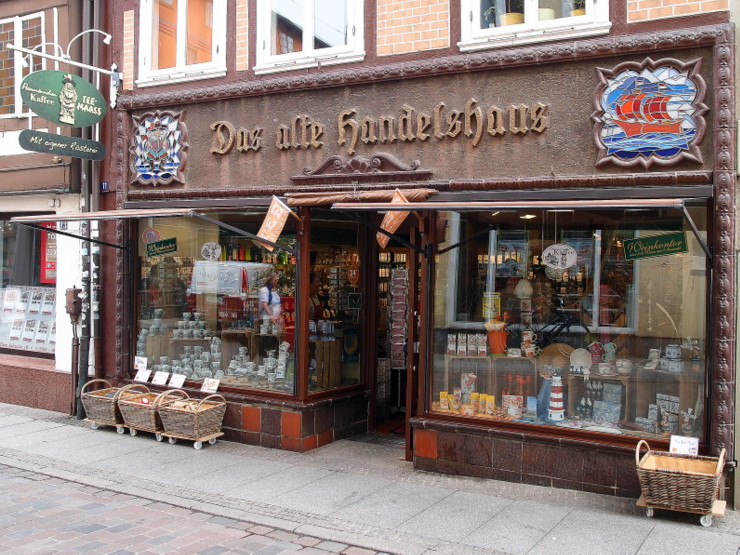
[[151, 371, 170, 386], [670, 435, 699, 456], [134, 368, 151, 383], [169, 373, 186, 388], [201, 378, 220, 394], [134, 356, 148, 371]]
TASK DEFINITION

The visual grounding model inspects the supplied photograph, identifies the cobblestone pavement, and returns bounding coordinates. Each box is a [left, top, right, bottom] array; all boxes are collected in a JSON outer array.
[[0, 464, 384, 554], [0, 402, 739, 554]]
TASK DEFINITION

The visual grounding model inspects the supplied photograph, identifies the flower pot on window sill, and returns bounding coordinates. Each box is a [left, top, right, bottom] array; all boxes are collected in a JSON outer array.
[[501, 12, 524, 25], [538, 8, 555, 20], [570, 8, 586, 16]]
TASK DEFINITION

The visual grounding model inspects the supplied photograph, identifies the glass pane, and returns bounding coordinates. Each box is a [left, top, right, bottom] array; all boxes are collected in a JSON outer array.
[[0, 220, 57, 354], [271, 0, 304, 55], [136, 214, 297, 394], [308, 211, 361, 392], [153, 0, 178, 70], [431, 205, 709, 442], [480, 0, 524, 28], [538, 0, 584, 21], [186, 0, 213, 65], [314, 0, 347, 49]]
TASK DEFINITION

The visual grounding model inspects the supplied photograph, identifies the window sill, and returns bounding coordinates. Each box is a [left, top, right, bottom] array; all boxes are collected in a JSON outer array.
[[136, 67, 227, 88], [254, 51, 366, 76], [458, 21, 612, 52]]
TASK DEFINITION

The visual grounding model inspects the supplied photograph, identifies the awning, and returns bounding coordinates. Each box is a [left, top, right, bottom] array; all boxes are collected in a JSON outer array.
[[331, 197, 711, 262], [11, 207, 293, 253], [330, 198, 691, 212], [286, 188, 437, 207]]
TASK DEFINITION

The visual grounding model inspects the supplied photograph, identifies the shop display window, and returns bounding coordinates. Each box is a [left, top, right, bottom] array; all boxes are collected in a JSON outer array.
[[255, 0, 364, 74], [431, 205, 709, 441], [136, 213, 297, 394], [459, 0, 611, 52], [308, 211, 362, 392], [0, 220, 57, 354]]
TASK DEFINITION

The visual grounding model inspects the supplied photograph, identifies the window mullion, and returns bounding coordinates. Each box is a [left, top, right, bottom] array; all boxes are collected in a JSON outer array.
[[176, 0, 188, 69], [12, 17, 23, 117], [305, 0, 315, 56]]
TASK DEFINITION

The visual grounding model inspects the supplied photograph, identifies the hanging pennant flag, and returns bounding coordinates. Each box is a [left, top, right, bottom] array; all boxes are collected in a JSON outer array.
[[257, 196, 294, 251], [377, 189, 410, 248]]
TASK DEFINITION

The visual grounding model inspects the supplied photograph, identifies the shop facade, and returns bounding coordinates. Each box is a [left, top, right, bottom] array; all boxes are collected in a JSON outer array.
[[0, 0, 93, 412], [75, 1, 739, 498]]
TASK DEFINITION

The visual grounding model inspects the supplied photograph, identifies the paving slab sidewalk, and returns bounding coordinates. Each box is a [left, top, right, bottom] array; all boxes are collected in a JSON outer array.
[[0, 402, 738, 554]]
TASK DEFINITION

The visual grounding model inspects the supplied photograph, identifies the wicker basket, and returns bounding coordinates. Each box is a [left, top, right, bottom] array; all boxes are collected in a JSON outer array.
[[635, 440, 725, 514], [80, 380, 148, 426], [159, 394, 227, 440], [118, 389, 187, 433]]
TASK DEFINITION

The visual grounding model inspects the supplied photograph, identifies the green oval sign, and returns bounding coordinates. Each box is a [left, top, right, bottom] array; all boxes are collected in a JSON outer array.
[[20, 70, 107, 127]]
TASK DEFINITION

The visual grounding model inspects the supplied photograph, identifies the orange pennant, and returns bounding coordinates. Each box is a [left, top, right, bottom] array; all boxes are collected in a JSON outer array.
[[377, 189, 410, 248], [257, 196, 292, 251]]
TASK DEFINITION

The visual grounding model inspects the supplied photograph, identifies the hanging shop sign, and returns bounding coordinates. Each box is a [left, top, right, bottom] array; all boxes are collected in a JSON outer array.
[[20, 70, 107, 127], [19, 129, 105, 161], [623, 232, 688, 261], [146, 237, 178, 257], [541, 244, 577, 270]]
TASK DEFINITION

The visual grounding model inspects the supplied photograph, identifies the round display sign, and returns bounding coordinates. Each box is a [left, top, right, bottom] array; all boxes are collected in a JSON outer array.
[[20, 70, 107, 127], [347, 264, 360, 285], [541, 244, 577, 270]]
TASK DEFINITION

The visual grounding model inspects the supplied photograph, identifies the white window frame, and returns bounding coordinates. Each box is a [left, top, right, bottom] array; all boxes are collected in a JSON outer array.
[[254, 0, 365, 75], [459, 0, 611, 52], [137, 0, 227, 87], [0, 11, 47, 119]]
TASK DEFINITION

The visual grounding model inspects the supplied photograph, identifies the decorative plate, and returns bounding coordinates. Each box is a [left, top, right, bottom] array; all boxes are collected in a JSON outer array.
[[570, 348, 592, 368]]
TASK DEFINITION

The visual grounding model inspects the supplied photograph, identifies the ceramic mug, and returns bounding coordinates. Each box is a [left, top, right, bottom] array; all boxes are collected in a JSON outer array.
[[523, 344, 541, 358], [588, 341, 605, 364], [665, 344, 682, 359], [507, 348, 522, 358], [616, 359, 633, 374], [598, 362, 614, 375], [521, 331, 537, 344]]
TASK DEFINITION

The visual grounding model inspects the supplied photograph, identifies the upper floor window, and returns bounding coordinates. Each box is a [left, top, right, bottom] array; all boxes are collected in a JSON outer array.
[[459, 0, 610, 52], [0, 12, 45, 118], [138, 0, 226, 87], [255, 0, 364, 75]]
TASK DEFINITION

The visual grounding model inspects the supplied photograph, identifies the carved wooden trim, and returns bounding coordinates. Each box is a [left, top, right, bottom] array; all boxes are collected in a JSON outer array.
[[117, 25, 730, 111], [291, 153, 432, 185], [709, 31, 736, 459]]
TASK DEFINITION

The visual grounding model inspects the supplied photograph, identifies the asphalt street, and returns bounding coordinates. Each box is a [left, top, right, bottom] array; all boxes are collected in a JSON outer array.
[[0, 402, 738, 554]]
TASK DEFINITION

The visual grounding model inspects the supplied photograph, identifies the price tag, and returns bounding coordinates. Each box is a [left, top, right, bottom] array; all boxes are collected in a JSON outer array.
[[134, 369, 151, 383], [151, 371, 170, 386], [200, 378, 220, 394], [134, 356, 147, 370], [670, 435, 699, 455], [169, 373, 186, 388]]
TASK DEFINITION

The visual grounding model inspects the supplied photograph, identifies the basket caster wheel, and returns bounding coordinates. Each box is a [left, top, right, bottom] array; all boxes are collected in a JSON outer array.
[[645, 508, 654, 518], [155, 433, 163, 442], [700, 514, 713, 527], [116, 426, 125, 435], [129, 428, 137, 436], [168, 437, 177, 445], [208, 438, 217, 445], [193, 441, 203, 450], [90, 422, 100, 430]]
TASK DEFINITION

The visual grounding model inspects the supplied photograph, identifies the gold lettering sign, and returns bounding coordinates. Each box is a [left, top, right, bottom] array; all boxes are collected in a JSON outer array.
[[211, 98, 550, 158]]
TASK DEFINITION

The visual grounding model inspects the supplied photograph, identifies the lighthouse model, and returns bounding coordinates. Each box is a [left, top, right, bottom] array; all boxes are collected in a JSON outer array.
[[548, 374, 565, 421]]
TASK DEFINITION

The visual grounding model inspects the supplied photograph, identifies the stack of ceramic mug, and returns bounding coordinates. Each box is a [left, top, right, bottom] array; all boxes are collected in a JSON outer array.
[[660, 344, 684, 373]]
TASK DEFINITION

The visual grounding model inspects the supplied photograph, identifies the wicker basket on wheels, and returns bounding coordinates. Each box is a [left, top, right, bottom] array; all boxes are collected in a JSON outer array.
[[117, 388, 188, 439], [80, 380, 148, 433], [635, 440, 726, 526], [159, 394, 227, 449]]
